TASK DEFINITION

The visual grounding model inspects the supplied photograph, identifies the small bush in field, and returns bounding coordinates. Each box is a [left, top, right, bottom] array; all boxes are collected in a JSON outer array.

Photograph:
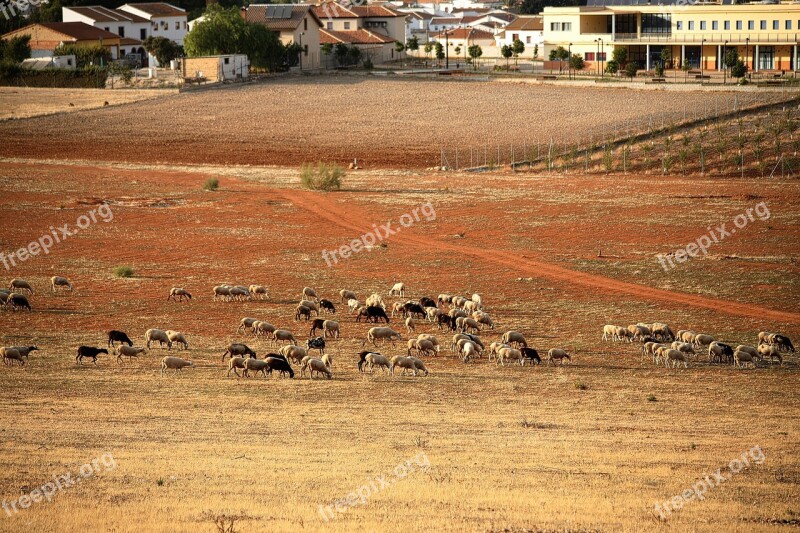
[[300, 163, 344, 191]]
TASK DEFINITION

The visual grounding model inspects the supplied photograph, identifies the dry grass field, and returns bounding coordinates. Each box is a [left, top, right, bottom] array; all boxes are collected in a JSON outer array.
[[0, 79, 798, 532]]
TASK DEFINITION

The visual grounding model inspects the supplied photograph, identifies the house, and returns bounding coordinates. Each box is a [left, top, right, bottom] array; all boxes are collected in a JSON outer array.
[[118, 3, 187, 45], [319, 28, 397, 65], [242, 4, 323, 70], [429, 17, 461, 33], [182, 54, 249, 82], [430, 27, 495, 58], [497, 15, 542, 51], [312, 2, 405, 43], [1, 22, 122, 59], [400, 10, 434, 42], [62, 6, 150, 65], [543, 1, 800, 72]]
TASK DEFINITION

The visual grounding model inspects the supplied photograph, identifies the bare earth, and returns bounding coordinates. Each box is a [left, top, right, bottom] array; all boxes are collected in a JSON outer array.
[[0, 79, 798, 532]]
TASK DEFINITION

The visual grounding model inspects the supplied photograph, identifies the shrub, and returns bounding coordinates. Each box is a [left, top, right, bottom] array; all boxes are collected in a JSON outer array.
[[114, 266, 135, 278], [647, 395, 657, 402], [300, 163, 344, 191], [203, 178, 219, 191], [574, 381, 588, 391]]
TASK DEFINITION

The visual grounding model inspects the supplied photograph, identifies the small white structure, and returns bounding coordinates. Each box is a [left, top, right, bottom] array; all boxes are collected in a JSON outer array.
[[21, 55, 77, 70], [118, 2, 188, 45], [182, 54, 249, 82]]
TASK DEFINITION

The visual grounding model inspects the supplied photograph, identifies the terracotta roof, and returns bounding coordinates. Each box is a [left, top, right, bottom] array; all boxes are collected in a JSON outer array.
[[312, 2, 357, 18], [119, 37, 143, 45], [64, 6, 149, 23], [437, 27, 494, 40], [120, 3, 186, 17], [10, 22, 123, 41], [312, 2, 402, 19], [503, 15, 542, 31], [245, 4, 322, 31], [350, 4, 403, 17], [482, 12, 516, 22], [319, 28, 395, 44], [430, 17, 460, 25]]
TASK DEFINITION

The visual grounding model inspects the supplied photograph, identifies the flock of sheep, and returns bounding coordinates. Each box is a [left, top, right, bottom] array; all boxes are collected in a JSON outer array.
[[2, 276, 795, 378], [603, 323, 795, 369]]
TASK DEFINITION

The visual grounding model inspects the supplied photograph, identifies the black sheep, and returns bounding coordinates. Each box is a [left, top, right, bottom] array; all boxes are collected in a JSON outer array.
[[76, 346, 108, 365], [107, 330, 133, 347]]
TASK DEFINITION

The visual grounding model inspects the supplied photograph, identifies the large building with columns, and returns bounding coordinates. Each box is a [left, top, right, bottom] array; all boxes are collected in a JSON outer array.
[[543, 2, 800, 73]]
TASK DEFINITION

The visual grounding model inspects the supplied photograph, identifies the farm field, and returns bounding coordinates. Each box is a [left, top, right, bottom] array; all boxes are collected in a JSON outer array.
[[0, 79, 799, 532]]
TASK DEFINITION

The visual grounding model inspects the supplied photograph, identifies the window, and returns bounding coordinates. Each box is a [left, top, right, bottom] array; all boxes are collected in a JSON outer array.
[[773, 20, 779, 30], [140, 28, 146, 39], [688, 21, 694, 30], [175, 21, 179, 30], [787, 20, 792, 30], [118, 26, 125, 37], [642, 13, 671, 34], [304, 18, 308, 31], [724, 21, 730, 30], [526, 36, 531, 44], [700, 21, 706, 30], [183, 21, 186, 29], [760, 20, 766, 30], [550, 22, 558, 31], [224, 57, 229, 64], [712, 21, 718, 30], [104, 26, 110, 32], [152, 22, 158, 31], [344, 21, 351, 29], [326, 21, 333, 29], [304, 44, 308, 56], [736, 20, 742, 30], [748, 20, 754, 30], [561, 22, 571, 31], [512, 33, 519, 41], [598, 52, 606, 61], [585, 52, 595, 61], [676, 21, 682, 30]]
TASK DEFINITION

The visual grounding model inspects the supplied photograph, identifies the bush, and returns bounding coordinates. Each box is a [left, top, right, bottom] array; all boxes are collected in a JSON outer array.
[[114, 266, 135, 278], [655, 63, 664, 77], [300, 163, 344, 191], [574, 381, 588, 391], [203, 178, 219, 191], [362, 57, 373, 70], [625, 61, 638, 79]]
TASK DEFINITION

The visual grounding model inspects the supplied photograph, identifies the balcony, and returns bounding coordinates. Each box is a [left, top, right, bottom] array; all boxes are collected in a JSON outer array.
[[613, 32, 800, 44]]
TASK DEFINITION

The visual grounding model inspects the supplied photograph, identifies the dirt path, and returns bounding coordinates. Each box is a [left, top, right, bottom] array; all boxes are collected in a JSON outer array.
[[282, 189, 800, 325]]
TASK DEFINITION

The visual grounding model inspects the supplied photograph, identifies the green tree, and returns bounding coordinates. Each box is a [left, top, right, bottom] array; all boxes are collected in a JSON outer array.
[[454, 45, 461, 57], [611, 47, 627, 67], [334, 43, 349, 66], [724, 48, 739, 69], [468, 44, 482, 70], [283, 42, 302, 68], [321, 42, 333, 68], [625, 60, 638, 79], [143, 36, 180, 66], [660, 46, 672, 69], [395, 41, 405, 63], [549, 46, 568, 61], [434, 41, 444, 66], [512, 38, 525, 67], [406, 35, 419, 61], [533, 44, 539, 59], [347, 45, 362, 66], [569, 53, 584, 71], [605, 59, 619, 75], [731, 59, 747, 78], [1, 35, 31, 64], [424, 41, 433, 62], [501, 44, 513, 69]]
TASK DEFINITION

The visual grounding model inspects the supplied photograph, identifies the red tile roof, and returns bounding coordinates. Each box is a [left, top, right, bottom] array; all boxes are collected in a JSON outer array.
[[312, 2, 402, 19], [319, 28, 395, 44], [245, 4, 322, 31], [437, 27, 494, 40], [11, 22, 123, 41], [503, 15, 543, 31]]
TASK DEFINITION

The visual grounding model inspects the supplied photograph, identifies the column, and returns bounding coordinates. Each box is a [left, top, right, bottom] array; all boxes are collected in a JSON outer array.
[[611, 14, 616, 37], [680, 44, 685, 68], [755, 44, 759, 71], [646, 43, 650, 70], [794, 44, 797, 71], [718, 45, 723, 70]]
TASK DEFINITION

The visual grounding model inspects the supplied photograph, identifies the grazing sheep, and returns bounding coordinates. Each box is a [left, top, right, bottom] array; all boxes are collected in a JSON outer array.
[[7, 294, 31, 311], [391, 301, 405, 318], [76, 346, 108, 365], [241, 357, 271, 378], [473, 312, 494, 330], [757, 344, 783, 365], [362, 327, 402, 347], [488, 341, 510, 362], [452, 296, 467, 309], [437, 294, 453, 306], [264, 356, 294, 378], [501, 331, 527, 348], [757, 331, 775, 345], [425, 307, 443, 323], [160, 356, 193, 375], [733, 350, 756, 369], [229, 286, 251, 301], [145, 329, 172, 350], [306, 358, 332, 379], [735, 345, 759, 359], [323, 320, 340, 339], [340, 289, 357, 303], [419, 296, 437, 309], [302, 287, 319, 301], [107, 330, 133, 347], [50, 276, 73, 293], [409, 356, 429, 376], [415, 339, 436, 357], [547, 348, 571, 365], [213, 285, 232, 301], [603, 324, 621, 341], [693, 334, 715, 348], [306, 337, 326, 355], [388, 282, 405, 297], [237, 317, 259, 334], [448, 308, 468, 319], [280, 345, 308, 364], [272, 329, 298, 346], [360, 352, 391, 373], [628, 324, 650, 341], [309, 318, 326, 337], [651, 323, 675, 341], [321, 352, 333, 368], [249, 285, 269, 300], [520, 347, 541, 365], [295, 305, 312, 321], [451, 333, 474, 352], [679, 331, 696, 344], [461, 317, 481, 334], [348, 299, 361, 314], [299, 300, 319, 315], [365, 293, 386, 309], [708, 341, 734, 364], [10, 345, 38, 359], [463, 300, 480, 313], [498, 347, 523, 366], [417, 334, 440, 354], [390, 355, 419, 376], [460, 341, 479, 363], [116, 345, 146, 363], [437, 314, 455, 331], [357, 306, 390, 324], [227, 356, 251, 377], [772, 334, 795, 353], [1, 347, 25, 366], [253, 321, 276, 337], [9, 279, 33, 295], [471, 293, 482, 307], [168, 288, 192, 302], [664, 349, 688, 369], [221, 343, 256, 362], [165, 330, 189, 350], [319, 299, 336, 314], [405, 316, 416, 334], [615, 326, 632, 342], [0, 290, 10, 306], [671, 341, 696, 357]]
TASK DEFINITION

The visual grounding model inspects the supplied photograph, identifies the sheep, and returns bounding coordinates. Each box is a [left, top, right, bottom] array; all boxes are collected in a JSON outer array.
[[520, 347, 541, 365], [452, 296, 467, 309], [299, 299, 319, 315], [488, 341, 510, 362], [319, 299, 336, 314], [360, 352, 391, 373], [415, 339, 436, 357], [302, 287, 319, 301], [237, 317, 259, 334], [242, 357, 272, 378], [340, 289, 357, 303], [7, 294, 31, 311], [168, 288, 192, 302], [498, 346, 524, 366], [145, 329, 172, 350], [362, 327, 402, 347], [473, 312, 494, 330], [671, 341, 696, 357], [463, 300, 480, 313], [437, 294, 453, 306], [280, 345, 308, 364], [321, 352, 333, 368], [456, 338, 482, 358], [10, 345, 38, 359], [357, 305, 390, 324], [306, 337, 326, 355], [309, 318, 326, 337], [272, 329, 298, 346], [448, 308, 468, 320], [651, 323, 675, 341], [116, 345, 146, 363], [0, 290, 10, 307], [501, 331, 527, 348], [471, 293, 482, 307], [213, 285, 232, 300], [615, 326, 632, 342], [708, 341, 734, 364], [229, 286, 251, 301], [306, 358, 332, 379], [221, 343, 256, 362], [693, 334, 715, 348], [426, 307, 443, 323], [348, 299, 361, 314], [391, 301, 405, 318], [628, 324, 650, 341], [1, 347, 25, 366], [419, 296, 437, 308], [547, 348, 571, 365], [679, 331, 696, 344], [165, 330, 189, 350], [161, 356, 193, 375], [772, 334, 795, 353], [664, 349, 688, 369], [390, 355, 419, 376], [107, 330, 133, 347], [733, 350, 756, 369], [249, 285, 269, 300], [409, 356, 429, 376], [9, 279, 33, 295], [76, 346, 107, 365], [460, 341, 479, 363], [757, 344, 783, 365], [437, 314, 455, 331], [295, 305, 312, 321], [735, 345, 759, 359], [451, 333, 473, 352], [602, 325, 618, 341], [226, 356, 250, 377], [365, 293, 386, 309], [388, 282, 405, 297], [417, 334, 440, 354], [405, 316, 416, 334], [253, 321, 276, 337], [757, 331, 775, 345], [264, 356, 294, 378], [323, 320, 340, 339], [50, 276, 73, 293]]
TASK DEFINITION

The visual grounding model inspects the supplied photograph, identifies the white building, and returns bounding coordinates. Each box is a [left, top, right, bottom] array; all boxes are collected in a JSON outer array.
[[62, 5, 152, 63], [119, 2, 188, 45], [496, 15, 543, 50]]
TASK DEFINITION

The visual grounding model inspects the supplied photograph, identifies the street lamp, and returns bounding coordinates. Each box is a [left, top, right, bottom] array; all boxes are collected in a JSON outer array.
[[599, 38, 604, 78], [594, 39, 599, 76], [299, 31, 305, 70], [445, 28, 449, 69], [745, 37, 750, 71], [723, 39, 728, 84], [700, 38, 706, 83], [568, 42, 572, 79]]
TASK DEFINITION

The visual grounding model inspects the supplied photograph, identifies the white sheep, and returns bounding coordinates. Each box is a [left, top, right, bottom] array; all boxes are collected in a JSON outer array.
[[299, 299, 319, 315], [362, 327, 402, 347], [390, 355, 419, 376], [671, 341, 696, 356], [405, 316, 416, 334], [501, 331, 527, 348], [602, 325, 618, 341], [50, 276, 73, 293], [160, 356, 193, 375], [365, 293, 386, 309], [460, 341, 479, 363], [417, 334, 440, 354], [497, 346, 523, 366], [693, 334, 715, 348], [452, 296, 467, 309], [165, 330, 189, 350], [302, 287, 318, 301], [272, 329, 298, 346], [757, 344, 782, 365], [307, 358, 332, 379], [237, 317, 259, 334], [471, 293, 482, 306], [116, 345, 146, 363], [438, 294, 453, 306], [227, 356, 249, 377], [473, 311, 494, 330], [249, 285, 269, 300], [388, 282, 405, 297], [323, 320, 340, 339], [488, 341, 510, 362], [449, 308, 468, 319], [280, 345, 308, 364], [547, 348, 571, 365], [733, 350, 756, 369], [348, 298, 361, 314], [213, 285, 232, 300], [463, 300, 480, 313], [1, 347, 25, 366], [254, 321, 277, 337], [409, 356, 429, 376], [364, 353, 391, 373], [168, 287, 192, 302], [459, 317, 480, 334], [735, 345, 759, 359], [425, 307, 442, 322], [391, 301, 405, 318], [679, 330, 696, 344], [145, 329, 172, 350], [340, 289, 357, 303], [243, 357, 271, 378], [663, 349, 688, 368]]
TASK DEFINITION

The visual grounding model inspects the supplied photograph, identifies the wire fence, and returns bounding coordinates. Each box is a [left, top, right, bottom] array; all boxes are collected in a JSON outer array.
[[440, 91, 799, 176]]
